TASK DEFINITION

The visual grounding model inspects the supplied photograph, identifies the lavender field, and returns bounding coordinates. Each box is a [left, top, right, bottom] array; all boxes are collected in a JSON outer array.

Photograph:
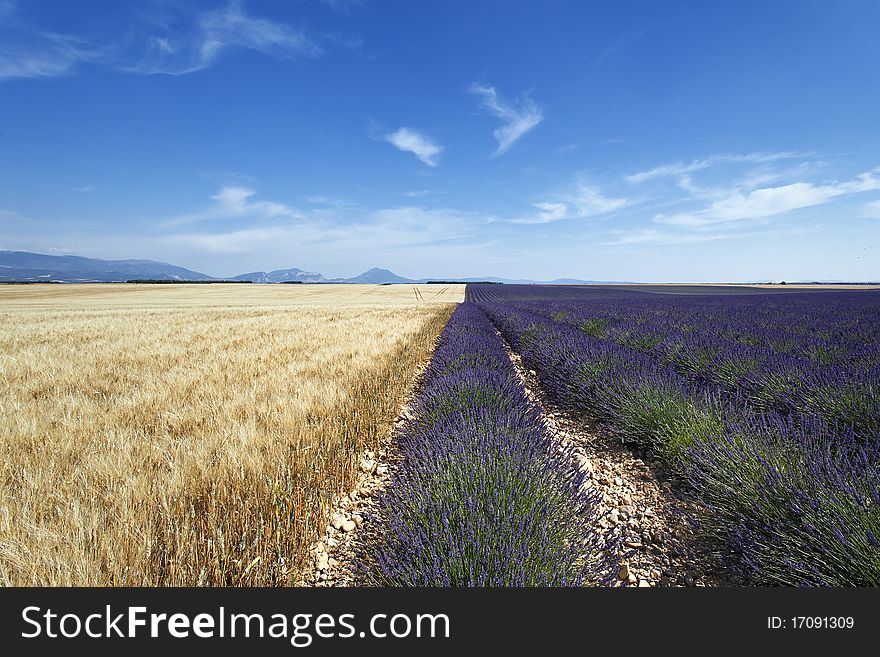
[[355, 284, 880, 587], [356, 303, 610, 585]]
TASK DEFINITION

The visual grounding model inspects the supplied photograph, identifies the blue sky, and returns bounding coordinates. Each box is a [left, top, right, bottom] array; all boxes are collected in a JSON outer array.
[[1, 0, 879, 281]]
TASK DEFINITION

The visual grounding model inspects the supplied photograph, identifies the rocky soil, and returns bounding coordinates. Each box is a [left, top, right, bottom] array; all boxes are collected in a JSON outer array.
[[302, 323, 730, 588], [299, 375, 423, 587], [503, 341, 729, 587], [298, 443, 395, 587]]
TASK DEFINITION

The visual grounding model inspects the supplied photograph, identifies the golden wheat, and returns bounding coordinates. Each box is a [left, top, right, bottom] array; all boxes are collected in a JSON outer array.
[[0, 283, 462, 585]]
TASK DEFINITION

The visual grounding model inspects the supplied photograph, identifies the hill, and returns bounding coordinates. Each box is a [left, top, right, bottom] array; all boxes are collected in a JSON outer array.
[[0, 250, 213, 283], [231, 268, 326, 283], [338, 268, 415, 284]]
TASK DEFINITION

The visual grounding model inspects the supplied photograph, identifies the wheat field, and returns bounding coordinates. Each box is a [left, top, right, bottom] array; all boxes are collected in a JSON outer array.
[[0, 283, 462, 586]]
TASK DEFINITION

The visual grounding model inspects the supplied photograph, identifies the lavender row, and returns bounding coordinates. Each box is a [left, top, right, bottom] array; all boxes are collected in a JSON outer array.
[[480, 302, 726, 461], [355, 303, 612, 586], [478, 297, 880, 586], [684, 414, 880, 586], [483, 289, 880, 441]]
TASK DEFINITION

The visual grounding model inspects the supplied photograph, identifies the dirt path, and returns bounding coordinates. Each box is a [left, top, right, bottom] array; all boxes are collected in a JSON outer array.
[[299, 361, 431, 587], [298, 440, 396, 587], [498, 334, 728, 587]]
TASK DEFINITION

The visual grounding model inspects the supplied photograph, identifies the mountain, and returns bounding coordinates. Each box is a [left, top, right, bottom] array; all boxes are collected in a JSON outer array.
[[231, 267, 326, 283], [0, 250, 640, 285], [0, 250, 213, 282], [339, 267, 415, 284]]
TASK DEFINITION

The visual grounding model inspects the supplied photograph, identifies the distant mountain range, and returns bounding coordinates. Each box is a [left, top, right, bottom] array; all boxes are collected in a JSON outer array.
[[0, 251, 213, 283], [0, 250, 634, 285], [229, 267, 326, 284]]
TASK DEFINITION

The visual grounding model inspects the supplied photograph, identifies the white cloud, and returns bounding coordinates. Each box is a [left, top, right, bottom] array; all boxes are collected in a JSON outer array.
[[861, 199, 880, 220], [470, 84, 543, 156], [626, 161, 707, 184], [626, 152, 803, 184], [382, 128, 442, 166], [508, 202, 570, 225], [152, 37, 175, 55], [161, 186, 305, 227], [735, 168, 796, 191], [571, 184, 629, 216], [515, 183, 629, 224], [163, 198, 480, 257], [169, 225, 298, 254], [655, 172, 880, 227], [0, 1, 326, 80], [0, 32, 103, 80], [199, 2, 320, 61], [138, 1, 322, 75]]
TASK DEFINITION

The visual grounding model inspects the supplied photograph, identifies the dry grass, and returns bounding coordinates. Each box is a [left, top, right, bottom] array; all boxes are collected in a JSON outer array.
[[0, 283, 462, 585]]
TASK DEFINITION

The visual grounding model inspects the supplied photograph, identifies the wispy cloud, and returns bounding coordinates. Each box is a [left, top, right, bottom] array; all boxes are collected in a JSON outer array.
[[136, 1, 322, 75], [627, 152, 804, 184], [655, 171, 880, 227], [161, 186, 305, 227], [161, 189, 480, 258], [527, 202, 569, 224], [470, 84, 543, 156], [515, 183, 629, 224], [0, 32, 104, 80], [382, 127, 442, 166], [0, 1, 329, 80], [570, 184, 630, 216]]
